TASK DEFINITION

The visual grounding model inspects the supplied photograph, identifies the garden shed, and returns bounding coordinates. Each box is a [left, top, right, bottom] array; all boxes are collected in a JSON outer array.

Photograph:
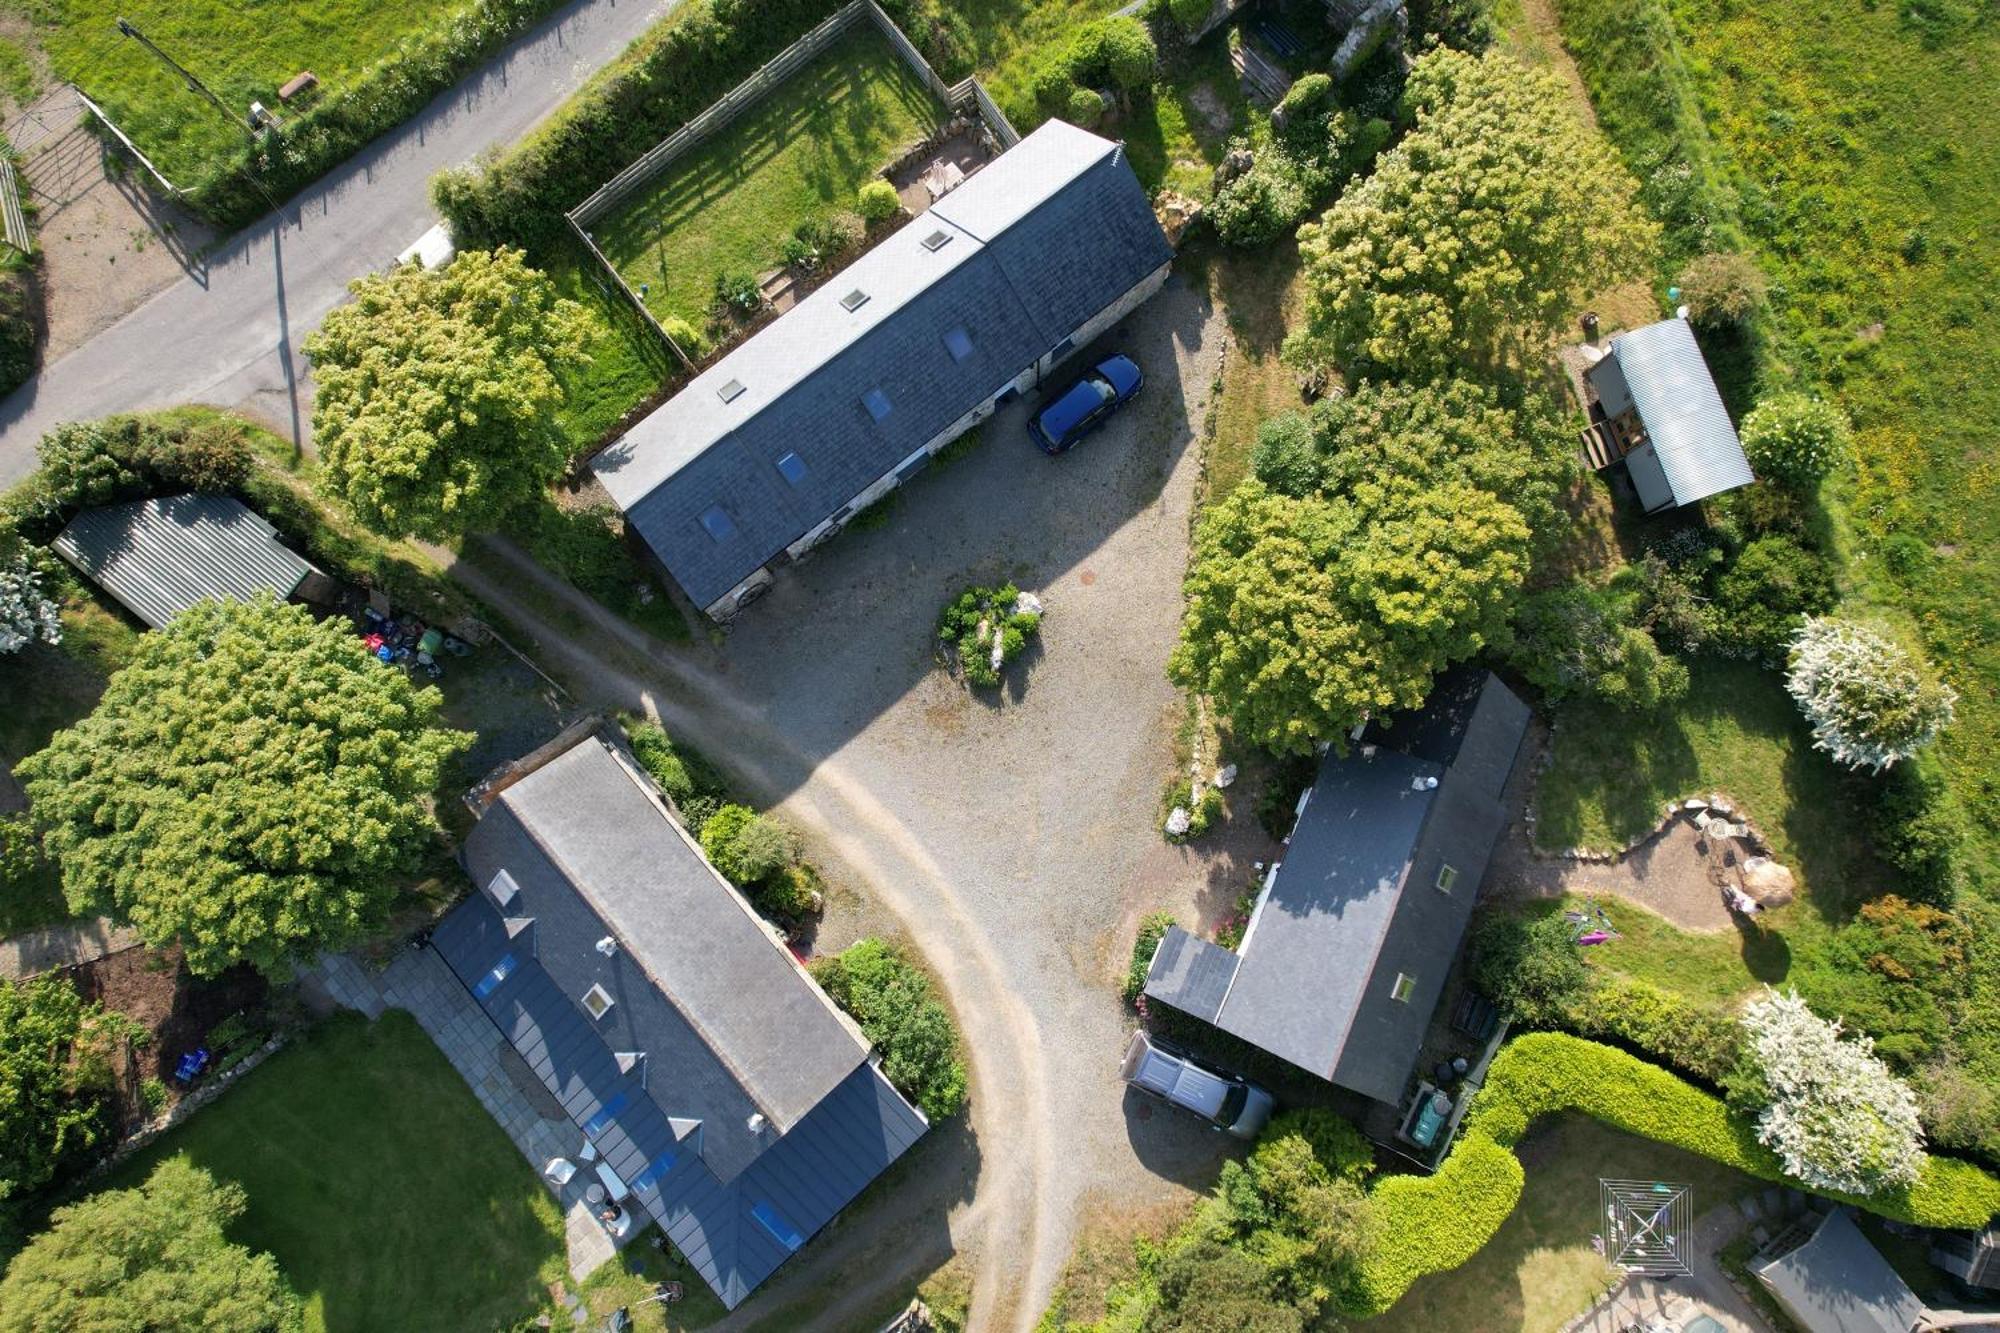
[[51, 492, 319, 629], [1582, 315, 1755, 512], [1752, 1208, 1926, 1333]]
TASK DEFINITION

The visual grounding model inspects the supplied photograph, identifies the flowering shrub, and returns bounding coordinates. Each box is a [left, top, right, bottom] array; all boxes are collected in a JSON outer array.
[[1786, 617, 1956, 772], [936, 582, 1041, 688], [1740, 987, 1925, 1195], [0, 555, 60, 655], [1676, 251, 1767, 328], [1739, 392, 1852, 491]]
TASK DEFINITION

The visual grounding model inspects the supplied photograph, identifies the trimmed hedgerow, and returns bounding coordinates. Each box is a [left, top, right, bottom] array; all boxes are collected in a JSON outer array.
[[1339, 1033, 2000, 1316], [1342, 1131, 1523, 1316]]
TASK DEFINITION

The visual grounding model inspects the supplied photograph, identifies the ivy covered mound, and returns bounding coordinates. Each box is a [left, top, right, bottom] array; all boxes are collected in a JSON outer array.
[[1345, 1033, 2000, 1315], [936, 582, 1041, 689]]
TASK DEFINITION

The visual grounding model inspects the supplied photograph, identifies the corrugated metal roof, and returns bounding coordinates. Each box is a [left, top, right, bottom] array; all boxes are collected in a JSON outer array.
[[51, 493, 315, 630], [593, 119, 1173, 609], [1754, 1209, 1924, 1333], [1609, 317, 1755, 506]]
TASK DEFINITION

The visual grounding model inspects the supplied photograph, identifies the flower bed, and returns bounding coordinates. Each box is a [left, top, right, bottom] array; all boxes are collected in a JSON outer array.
[[935, 582, 1041, 688]]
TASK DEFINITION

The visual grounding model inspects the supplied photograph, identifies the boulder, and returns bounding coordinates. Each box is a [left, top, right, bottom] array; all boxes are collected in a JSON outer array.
[[1166, 807, 1192, 838], [1741, 857, 1797, 909]]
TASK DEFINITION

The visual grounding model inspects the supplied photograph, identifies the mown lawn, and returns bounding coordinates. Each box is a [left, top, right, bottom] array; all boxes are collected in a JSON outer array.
[[25, 0, 511, 183], [106, 1010, 565, 1333], [1534, 658, 1882, 912], [1549, 0, 2000, 880], [592, 23, 944, 330], [1357, 1115, 1760, 1333]]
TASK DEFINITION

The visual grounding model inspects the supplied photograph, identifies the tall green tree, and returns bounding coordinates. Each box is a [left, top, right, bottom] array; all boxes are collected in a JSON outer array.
[[1289, 46, 1654, 378], [16, 596, 468, 974], [0, 976, 124, 1209], [305, 247, 589, 539], [0, 1158, 303, 1333]]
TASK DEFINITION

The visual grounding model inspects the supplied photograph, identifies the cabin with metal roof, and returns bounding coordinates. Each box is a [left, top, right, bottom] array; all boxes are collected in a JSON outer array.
[[433, 728, 926, 1308], [50, 493, 318, 629], [1143, 671, 1530, 1105], [591, 118, 1174, 620], [1579, 316, 1755, 512], [1753, 1208, 1926, 1333]]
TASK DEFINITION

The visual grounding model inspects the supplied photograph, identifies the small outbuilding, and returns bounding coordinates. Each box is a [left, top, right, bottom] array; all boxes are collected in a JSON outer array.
[[1581, 315, 1755, 512], [1752, 1208, 1926, 1333], [51, 493, 319, 629]]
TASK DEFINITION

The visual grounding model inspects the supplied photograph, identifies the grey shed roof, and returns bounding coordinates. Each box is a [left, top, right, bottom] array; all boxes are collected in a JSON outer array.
[[1754, 1209, 1925, 1333], [437, 734, 925, 1307], [51, 493, 315, 629], [1145, 672, 1529, 1103], [1606, 317, 1754, 506], [593, 119, 1172, 608]]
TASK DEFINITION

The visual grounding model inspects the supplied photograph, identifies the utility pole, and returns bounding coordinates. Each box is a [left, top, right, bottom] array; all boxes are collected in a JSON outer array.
[[114, 17, 257, 143]]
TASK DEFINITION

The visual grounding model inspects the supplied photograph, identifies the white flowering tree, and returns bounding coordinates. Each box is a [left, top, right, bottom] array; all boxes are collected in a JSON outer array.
[[1742, 987, 1924, 1195], [0, 555, 60, 655], [1786, 617, 1955, 772]]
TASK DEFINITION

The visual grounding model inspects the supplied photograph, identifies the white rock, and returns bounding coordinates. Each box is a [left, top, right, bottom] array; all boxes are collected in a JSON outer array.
[[1165, 807, 1192, 837], [1214, 763, 1238, 788], [1013, 591, 1043, 617]]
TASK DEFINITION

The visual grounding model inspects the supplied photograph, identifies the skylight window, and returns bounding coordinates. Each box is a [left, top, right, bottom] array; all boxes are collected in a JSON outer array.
[[942, 327, 974, 363], [776, 451, 809, 486], [717, 378, 746, 403], [1435, 864, 1459, 893], [698, 505, 736, 542], [487, 868, 519, 907], [839, 288, 870, 313], [921, 228, 952, 252], [862, 388, 893, 422], [583, 983, 615, 1020], [1390, 973, 1417, 1004]]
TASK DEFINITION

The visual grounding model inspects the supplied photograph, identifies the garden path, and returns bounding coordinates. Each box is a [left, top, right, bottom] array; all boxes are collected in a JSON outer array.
[[0, 914, 138, 978]]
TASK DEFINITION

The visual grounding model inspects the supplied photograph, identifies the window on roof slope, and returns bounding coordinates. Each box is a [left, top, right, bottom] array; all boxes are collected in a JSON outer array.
[[862, 388, 893, 422], [776, 451, 809, 486], [699, 504, 736, 542], [717, 378, 746, 403], [840, 288, 870, 313], [943, 327, 974, 363], [583, 983, 615, 1020], [1436, 864, 1458, 893], [922, 228, 952, 251], [1390, 972, 1417, 1003]]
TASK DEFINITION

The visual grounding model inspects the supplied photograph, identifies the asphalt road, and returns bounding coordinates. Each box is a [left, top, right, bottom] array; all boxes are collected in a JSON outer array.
[[0, 0, 675, 487]]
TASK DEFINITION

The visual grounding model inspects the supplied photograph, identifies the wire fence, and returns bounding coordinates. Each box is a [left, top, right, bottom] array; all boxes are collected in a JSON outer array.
[[564, 0, 1018, 368]]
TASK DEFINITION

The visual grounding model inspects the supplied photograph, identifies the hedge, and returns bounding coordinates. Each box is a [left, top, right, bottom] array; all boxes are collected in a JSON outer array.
[[1343, 1131, 1523, 1315], [188, 0, 570, 228], [1342, 1033, 2000, 1315], [433, 0, 889, 254]]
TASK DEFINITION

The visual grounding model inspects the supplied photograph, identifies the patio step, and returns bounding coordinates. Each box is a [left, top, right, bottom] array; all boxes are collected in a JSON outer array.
[[1579, 419, 1621, 471], [1231, 40, 1293, 106]]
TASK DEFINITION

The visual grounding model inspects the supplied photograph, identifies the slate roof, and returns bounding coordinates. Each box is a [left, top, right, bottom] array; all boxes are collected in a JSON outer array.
[[1145, 672, 1530, 1103], [1754, 1209, 1926, 1333], [436, 735, 926, 1307], [51, 493, 315, 629], [593, 119, 1173, 609], [1602, 317, 1754, 506]]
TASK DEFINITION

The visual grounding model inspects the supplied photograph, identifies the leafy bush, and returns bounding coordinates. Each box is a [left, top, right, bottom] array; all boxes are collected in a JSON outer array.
[[1020, 15, 1157, 117], [1469, 911, 1589, 1025], [660, 316, 708, 361], [1064, 85, 1106, 127], [1786, 617, 1956, 772], [1629, 551, 1714, 654], [0, 264, 37, 399], [1255, 753, 1319, 840], [936, 582, 1041, 688], [856, 179, 902, 223], [1739, 392, 1852, 490], [1165, 0, 1217, 32], [1562, 976, 1744, 1086], [1793, 895, 1969, 1069], [0, 975, 121, 1211], [697, 803, 821, 922], [1676, 251, 1768, 328], [0, 554, 60, 656], [1208, 95, 1390, 249], [25, 415, 254, 530], [1870, 760, 1967, 904], [1506, 584, 1688, 711], [810, 939, 967, 1119], [1125, 912, 1176, 1005], [1708, 534, 1836, 660], [1163, 779, 1224, 842], [1737, 988, 1925, 1194], [712, 269, 762, 317]]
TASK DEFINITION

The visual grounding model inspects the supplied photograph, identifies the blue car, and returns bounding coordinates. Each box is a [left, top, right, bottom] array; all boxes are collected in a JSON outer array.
[[1028, 353, 1142, 454]]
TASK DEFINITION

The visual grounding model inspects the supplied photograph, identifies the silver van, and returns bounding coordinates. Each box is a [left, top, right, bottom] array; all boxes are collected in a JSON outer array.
[[1120, 1031, 1274, 1139]]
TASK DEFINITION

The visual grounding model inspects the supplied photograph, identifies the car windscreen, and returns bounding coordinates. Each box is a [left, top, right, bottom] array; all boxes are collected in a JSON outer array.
[[1216, 1083, 1248, 1127], [1038, 375, 1115, 441]]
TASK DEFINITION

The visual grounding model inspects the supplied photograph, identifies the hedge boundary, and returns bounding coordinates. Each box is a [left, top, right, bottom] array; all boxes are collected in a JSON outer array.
[[1341, 1032, 2000, 1315]]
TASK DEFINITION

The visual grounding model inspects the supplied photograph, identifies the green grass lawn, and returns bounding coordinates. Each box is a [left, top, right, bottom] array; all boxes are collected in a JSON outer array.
[[592, 23, 945, 330], [1533, 658, 1882, 910], [553, 255, 674, 456], [25, 0, 506, 183], [1549, 0, 2000, 882], [106, 1010, 565, 1333], [1357, 1114, 1760, 1333]]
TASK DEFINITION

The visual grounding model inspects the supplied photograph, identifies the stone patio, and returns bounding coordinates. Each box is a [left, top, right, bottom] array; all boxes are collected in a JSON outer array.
[[306, 948, 634, 1280]]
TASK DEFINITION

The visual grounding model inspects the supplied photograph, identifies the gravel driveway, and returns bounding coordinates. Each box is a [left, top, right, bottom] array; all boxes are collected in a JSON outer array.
[[450, 274, 1268, 1330]]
